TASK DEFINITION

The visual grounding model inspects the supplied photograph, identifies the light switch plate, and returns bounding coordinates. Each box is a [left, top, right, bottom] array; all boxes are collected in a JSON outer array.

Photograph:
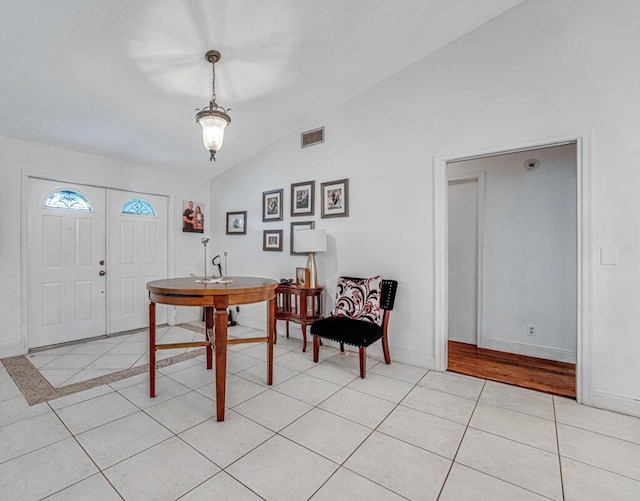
[[600, 248, 618, 265]]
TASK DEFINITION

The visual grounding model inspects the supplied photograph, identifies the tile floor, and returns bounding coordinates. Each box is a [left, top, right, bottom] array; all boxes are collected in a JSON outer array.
[[1, 324, 640, 500]]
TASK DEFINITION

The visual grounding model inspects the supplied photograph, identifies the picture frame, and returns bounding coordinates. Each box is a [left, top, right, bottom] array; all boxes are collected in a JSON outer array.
[[226, 211, 247, 235], [296, 267, 310, 288], [290, 220, 315, 255], [321, 178, 349, 218], [290, 180, 315, 217], [263, 229, 283, 251], [262, 189, 283, 222], [182, 200, 205, 233]]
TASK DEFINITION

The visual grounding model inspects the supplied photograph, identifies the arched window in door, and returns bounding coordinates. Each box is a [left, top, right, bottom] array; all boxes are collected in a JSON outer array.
[[44, 190, 92, 211], [121, 198, 157, 216]]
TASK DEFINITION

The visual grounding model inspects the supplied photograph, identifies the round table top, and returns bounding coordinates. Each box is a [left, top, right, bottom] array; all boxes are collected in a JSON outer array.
[[146, 276, 278, 296]]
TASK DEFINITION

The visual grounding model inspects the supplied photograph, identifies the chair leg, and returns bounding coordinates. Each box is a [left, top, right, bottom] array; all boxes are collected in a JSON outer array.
[[382, 332, 391, 365], [340, 342, 344, 353], [313, 335, 320, 363], [359, 347, 366, 378]]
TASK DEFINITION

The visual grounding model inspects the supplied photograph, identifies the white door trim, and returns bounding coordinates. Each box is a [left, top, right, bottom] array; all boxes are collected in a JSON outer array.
[[447, 171, 485, 348], [21, 171, 174, 351], [433, 132, 593, 405]]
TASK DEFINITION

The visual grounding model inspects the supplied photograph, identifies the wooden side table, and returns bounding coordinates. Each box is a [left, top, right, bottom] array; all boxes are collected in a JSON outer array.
[[275, 284, 324, 352]]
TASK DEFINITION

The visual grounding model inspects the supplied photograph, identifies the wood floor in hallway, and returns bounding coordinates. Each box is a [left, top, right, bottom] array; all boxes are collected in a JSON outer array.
[[448, 340, 576, 399]]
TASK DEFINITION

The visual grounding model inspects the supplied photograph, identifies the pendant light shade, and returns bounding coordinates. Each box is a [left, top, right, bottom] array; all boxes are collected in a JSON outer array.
[[195, 50, 231, 161]]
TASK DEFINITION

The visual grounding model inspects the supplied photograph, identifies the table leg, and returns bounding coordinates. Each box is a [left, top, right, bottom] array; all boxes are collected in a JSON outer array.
[[268, 296, 275, 385], [149, 300, 156, 398], [205, 306, 214, 370], [214, 308, 228, 422], [301, 324, 307, 352]]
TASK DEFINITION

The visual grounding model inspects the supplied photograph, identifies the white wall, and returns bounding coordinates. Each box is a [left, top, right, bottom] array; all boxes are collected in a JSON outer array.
[[448, 145, 577, 362], [0, 136, 209, 357], [210, 0, 640, 416]]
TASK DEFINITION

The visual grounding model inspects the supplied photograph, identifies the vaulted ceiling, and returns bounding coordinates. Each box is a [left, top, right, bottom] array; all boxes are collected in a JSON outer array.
[[0, 0, 523, 178]]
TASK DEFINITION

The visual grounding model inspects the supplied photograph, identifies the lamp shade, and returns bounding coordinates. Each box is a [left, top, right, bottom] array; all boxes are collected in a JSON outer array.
[[294, 229, 327, 253], [196, 110, 230, 156]]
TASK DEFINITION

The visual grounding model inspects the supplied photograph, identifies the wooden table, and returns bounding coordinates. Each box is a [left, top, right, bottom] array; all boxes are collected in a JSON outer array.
[[275, 284, 324, 352], [147, 276, 278, 422]]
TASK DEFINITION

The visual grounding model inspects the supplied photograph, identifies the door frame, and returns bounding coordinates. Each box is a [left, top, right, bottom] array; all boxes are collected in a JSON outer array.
[[21, 172, 174, 352], [433, 132, 593, 405], [447, 171, 485, 348]]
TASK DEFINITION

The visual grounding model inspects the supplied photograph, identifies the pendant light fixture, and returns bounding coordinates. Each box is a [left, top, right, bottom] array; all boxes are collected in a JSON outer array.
[[195, 50, 231, 161]]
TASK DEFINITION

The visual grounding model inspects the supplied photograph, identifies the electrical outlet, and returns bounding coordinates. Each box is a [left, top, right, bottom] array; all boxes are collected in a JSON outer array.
[[527, 324, 536, 337]]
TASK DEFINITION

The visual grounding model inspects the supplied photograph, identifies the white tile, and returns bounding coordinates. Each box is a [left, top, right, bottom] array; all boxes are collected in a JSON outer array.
[[25, 353, 61, 368], [166, 363, 215, 390], [117, 375, 190, 408], [402, 386, 476, 425], [63, 369, 120, 385], [557, 423, 640, 481], [39, 369, 80, 387], [561, 456, 640, 501], [274, 372, 341, 406], [440, 463, 549, 501], [180, 410, 273, 468], [469, 402, 558, 453], [233, 389, 312, 432], [105, 341, 148, 355], [304, 360, 359, 386], [0, 438, 97, 500], [378, 404, 466, 459], [197, 374, 269, 408], [418, 370, 485, 400], [238, 343, 290, 361], [456, 428, 562, 500], [225, 351, 263, 373], [344, 431, 451, 500], [104, 437, 217, 501], [273, 350, 317, 372], [0, 376, 23, 402], [67, 342, 116, 355], [236, 362, 298, 387], [555, 396, 640, 445], [55, 391, 139, 434], [0, 395, 50, 427], [311, 467, 405, 500], [480, 381, 554, 420], [227, 435, 337, 501], [49, 384, 114, 410], [368, 361, 429, 384], [181, 472, 262, 500], [37, 353, 101, 370], [43, 473, 121, 501], [319, 387, 396, 428], [145, 391, 216, 433], [281, 408, 372, 463], [0, 412, 71, 463], [107, 371, 151, 390], [76, 411, 173, 469], [347, 372, 415, 403], [85, 353, 141, 370]]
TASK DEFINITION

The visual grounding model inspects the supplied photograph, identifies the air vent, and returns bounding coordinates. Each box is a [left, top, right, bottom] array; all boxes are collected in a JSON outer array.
[[301, 127, 325, 148]]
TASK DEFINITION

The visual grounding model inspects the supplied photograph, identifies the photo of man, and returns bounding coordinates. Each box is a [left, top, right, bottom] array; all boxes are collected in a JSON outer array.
[[182, 200, 205, 233]]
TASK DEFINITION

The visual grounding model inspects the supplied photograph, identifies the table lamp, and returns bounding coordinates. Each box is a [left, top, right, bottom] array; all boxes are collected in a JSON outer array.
[[294, 229, 327, 288]]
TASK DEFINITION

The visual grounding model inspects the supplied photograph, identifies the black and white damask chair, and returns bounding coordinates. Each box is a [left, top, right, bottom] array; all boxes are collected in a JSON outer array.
[[310, 276, 398, 378]]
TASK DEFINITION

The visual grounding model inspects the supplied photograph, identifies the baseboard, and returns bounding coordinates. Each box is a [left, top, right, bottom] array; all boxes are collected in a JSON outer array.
[[0, 342, 27, 358], [591, 390, 640, 419], [480, 337, 576, 364]]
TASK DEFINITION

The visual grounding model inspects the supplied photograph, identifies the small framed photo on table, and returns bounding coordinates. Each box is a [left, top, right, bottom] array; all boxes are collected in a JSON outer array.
[[296, 267, 310, 288], [226, 211, 247, 235], [263, 230, 283, 251], [290, 180, 315, 217], [321, 178, 349, 218], [262, 189, 283, 222]]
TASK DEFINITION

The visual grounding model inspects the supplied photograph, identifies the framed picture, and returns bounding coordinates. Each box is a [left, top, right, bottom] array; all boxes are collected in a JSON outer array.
[[321, 178, 349, 218], [226, 211, 247, 235], [262, 189, 283, 222], [290, 180, 315, 217], [290, 220, 315, 255], [296, 267, 310, 288], [182, 200, 205, 233], [263, 229, 283, 251]]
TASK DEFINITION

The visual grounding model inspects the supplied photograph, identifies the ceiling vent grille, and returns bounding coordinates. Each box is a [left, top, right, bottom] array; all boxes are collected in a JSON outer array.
[[301, 127, 325, 148]]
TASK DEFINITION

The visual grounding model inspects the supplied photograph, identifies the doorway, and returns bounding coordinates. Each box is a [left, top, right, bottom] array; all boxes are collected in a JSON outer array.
[[433, 134, 592, 404], [27, 177, 168, 349]]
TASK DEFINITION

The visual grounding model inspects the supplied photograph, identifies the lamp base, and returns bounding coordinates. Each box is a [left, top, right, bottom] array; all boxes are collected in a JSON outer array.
[[307, 252, 318, 288]]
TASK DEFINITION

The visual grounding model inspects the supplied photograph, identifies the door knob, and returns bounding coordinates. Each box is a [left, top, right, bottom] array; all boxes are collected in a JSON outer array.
[[99, 270, 106, 276], [99, 260, 105, 265]]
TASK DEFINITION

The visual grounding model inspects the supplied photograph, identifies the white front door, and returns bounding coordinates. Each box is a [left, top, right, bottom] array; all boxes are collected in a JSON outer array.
[[28, 178, 107, 347], [107, 190, 168, 333], [28, 179, 169, 349]]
